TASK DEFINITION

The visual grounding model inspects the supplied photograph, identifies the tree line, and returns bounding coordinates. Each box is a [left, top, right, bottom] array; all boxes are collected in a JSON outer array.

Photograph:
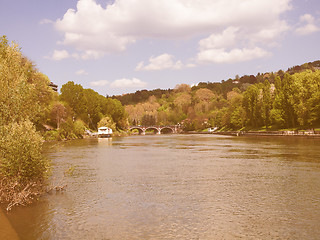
[[124, 70, 320, 131], [114, 60, 320, 106]]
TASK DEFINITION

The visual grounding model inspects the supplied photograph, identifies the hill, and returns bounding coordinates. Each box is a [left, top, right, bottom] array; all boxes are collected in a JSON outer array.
[[114, 60, 320, 131], [113, 60, 320, 105]]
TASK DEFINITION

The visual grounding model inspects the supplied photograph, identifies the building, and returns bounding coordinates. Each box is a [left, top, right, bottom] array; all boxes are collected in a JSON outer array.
[[49, 82, 58, 92]]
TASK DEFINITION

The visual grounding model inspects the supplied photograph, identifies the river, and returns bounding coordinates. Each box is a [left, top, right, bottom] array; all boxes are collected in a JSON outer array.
[[3, 134, 320, 239]]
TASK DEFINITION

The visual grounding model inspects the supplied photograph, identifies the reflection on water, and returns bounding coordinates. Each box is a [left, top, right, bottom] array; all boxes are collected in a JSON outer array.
[[4, 135, 320, 239]]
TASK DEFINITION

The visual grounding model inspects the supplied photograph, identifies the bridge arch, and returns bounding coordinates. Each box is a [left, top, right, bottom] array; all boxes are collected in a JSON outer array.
[[128, 125, 179, 135], [145, 127, 160, 134], [129, 127, 144, 135], [160, 127, 174, 134]]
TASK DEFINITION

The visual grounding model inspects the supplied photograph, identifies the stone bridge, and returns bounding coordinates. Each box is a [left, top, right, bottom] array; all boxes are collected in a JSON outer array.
[[128, 125, 180, 135]]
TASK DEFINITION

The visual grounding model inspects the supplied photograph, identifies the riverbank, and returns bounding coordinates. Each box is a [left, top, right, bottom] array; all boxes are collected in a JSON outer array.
[[210, 130, 320, 137]]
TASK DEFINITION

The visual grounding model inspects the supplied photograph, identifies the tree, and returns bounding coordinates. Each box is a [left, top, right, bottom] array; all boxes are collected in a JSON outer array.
[[262, 80, 272, 128], [60, 81, 86, 118], [194, 88, 216, 102], [98, 116, 116, 131], [173, 92, 191, 114], [226, 89, 245, 129], [174, 84, 191, 93], [0, 36, 54, 126], [50, 101, 68, 129], [271, 75, 297, 128], [290, 70, 320, 127], [243, 84, 263, 128], [83, 88, 104, 129], [141, 114, 156, 126], [103, 98, 127, 129]]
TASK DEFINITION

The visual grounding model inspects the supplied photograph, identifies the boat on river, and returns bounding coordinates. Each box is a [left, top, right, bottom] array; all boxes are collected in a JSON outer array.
[[98, 127, 113, 138]]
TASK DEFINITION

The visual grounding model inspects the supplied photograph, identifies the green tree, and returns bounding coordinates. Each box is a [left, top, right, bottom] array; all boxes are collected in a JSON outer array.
[[60, 81, 86, 118], [262, 80, 272, 128], [271, 75, 297, 128], [0, 36, 54, 126], [103, 98, 127, 129], [227, 89, 245, 129], [98, 116, 116, 130], [243, 84, 263, 128], [290, 70, 320, 126]]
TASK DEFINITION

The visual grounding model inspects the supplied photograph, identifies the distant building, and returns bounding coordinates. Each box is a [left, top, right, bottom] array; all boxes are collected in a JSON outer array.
[[49, 82, 58, 92]]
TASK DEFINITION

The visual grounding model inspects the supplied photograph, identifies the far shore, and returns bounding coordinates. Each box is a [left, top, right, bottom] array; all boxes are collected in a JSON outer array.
[[203, 130, 320, 137]]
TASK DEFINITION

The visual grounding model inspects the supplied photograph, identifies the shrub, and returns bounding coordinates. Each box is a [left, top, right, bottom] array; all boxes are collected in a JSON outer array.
[[0, 120, 50, 182], [74, 119, 86, 137], [43, 130, 60, 141]]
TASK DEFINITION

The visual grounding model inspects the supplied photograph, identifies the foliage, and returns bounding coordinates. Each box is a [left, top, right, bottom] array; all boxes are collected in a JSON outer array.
[[73, 119, 86, 136], [43, 119, 86, 141], [0, 120, 50, 182], [123, 69, 320, 131], [97, 116, 116, 130], [0, 36, 52, 179], [43, 130, 60, 141], [49, 101, 69, 129], [141, 114, 156, 126], [0, 35, 54, 210], [59, 81, 127, 131], [0, 36, 55, 127]]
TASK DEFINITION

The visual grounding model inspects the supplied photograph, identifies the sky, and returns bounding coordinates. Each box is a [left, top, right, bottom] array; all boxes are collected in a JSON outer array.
[[0, 0, 320, 96]]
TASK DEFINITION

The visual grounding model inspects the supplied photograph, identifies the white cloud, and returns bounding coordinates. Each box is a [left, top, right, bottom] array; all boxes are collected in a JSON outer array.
[[199, 27, 238, 50], [196, 28, 272, 64], [55, 0, 292, 59], [75, 69, 88, 75], [197, 47, 270, 64], [90, 80, 109, 86], [39, 18, 54, 25], [295, 14, 320, 35], [46, 50, 70, 61], [110, 78, 147, 88], [136, 54, 183, 71]]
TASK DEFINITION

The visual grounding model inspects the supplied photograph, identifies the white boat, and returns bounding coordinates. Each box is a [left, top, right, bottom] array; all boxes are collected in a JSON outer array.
[[208, 127, 218, 133], [98, 127, 113, 138]]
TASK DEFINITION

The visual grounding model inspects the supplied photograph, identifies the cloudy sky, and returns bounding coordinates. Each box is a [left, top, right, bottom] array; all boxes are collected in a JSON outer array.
[[1, 0, 319, 96]]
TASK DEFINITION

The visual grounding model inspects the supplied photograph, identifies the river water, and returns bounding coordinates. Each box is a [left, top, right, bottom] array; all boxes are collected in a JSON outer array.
[[4, 134, 320, 239]]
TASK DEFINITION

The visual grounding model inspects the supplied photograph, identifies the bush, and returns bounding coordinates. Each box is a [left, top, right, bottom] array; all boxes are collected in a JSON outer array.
[[74, 119, 86, 137], [43, 130, 60, 141], [0, 120, 50, 182]]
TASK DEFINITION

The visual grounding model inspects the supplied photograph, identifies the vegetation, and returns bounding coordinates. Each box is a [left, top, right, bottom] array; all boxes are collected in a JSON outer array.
[[0, 35, 128, 210], [58, 81, 128, 132], [1, 34, 319, 210], [0, 36, 53, 210], [120, 64, 320, 132]]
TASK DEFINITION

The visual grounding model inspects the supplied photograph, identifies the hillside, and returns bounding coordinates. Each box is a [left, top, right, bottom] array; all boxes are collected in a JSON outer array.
[[113, 60, 320, 105], [116, 60, 320, 131]]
